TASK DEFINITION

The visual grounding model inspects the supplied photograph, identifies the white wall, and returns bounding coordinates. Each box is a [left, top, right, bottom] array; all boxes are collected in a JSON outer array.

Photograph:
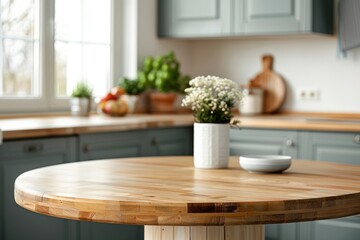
[[137, 0, 360, 113], [186, 36, 360, 113], [137, 0, 191, 75]]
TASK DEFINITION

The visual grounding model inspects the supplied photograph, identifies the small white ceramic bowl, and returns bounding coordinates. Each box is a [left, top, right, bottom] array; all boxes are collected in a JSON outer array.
[[239, 155, 292, 173]]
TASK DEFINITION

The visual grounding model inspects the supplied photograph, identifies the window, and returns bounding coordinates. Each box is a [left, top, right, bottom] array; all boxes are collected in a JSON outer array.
[[0, 0, 115, 112], [0, 0, 40, 97], [54, 0, 110, 97]]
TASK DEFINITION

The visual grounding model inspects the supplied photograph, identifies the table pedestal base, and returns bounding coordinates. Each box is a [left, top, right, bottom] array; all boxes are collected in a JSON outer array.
[[145, 225, 264, 240]]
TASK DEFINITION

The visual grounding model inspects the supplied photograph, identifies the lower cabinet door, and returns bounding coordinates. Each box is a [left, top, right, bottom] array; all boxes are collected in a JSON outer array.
[[146, 127, 193, 156], [231, 128, 300, 240], [230, 128, 299, 159], [79, 130, 144, 161], [301, 131, 360, 164], [0, 137, 78, 240], [265, 223, 300, 240], [302, 131, 360, 240], [310, 216, 360, 240], [79, 222, 143, 240]]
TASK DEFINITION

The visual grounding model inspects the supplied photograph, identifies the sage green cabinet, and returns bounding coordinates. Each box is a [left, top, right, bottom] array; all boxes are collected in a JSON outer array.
[[310, 216, 360, 240], [79, 130, 144, 161], [79, 127, 193, 160], [265, 222, 302, 240], [79, 222, 143, 240], [301, 131, 360, 240], [158, 0, 333, 38], [230, 128, 360, 240], [235, 0, 308, 34], [234, 0, 333, 35], [78, 129, 145, 240], [158, 0, 232, 38], [0, 137, 78, 240], [230, 128, 299, 158], [230, 128, 301, 240], [146, 127, 193, 156], [301, 131, 360, 164]]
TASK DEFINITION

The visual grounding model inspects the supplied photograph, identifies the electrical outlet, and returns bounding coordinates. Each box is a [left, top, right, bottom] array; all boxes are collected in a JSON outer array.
[[299, 89, 320, 101]]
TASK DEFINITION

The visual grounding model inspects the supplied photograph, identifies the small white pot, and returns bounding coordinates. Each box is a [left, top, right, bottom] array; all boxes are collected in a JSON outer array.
[[193, 123, 230, 168], [122, 95, 138, 113], [70, 97, 91, 117]]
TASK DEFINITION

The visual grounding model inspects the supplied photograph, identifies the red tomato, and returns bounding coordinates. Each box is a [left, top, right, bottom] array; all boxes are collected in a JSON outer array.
[[100, 93, 117, 103]]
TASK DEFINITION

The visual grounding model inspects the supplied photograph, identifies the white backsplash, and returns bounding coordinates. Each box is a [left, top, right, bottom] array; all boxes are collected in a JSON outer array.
[[186, 37, 360, 113]]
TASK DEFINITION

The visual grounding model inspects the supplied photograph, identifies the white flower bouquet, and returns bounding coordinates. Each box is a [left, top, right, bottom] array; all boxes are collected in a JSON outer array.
[[182, 76, 243, 124]]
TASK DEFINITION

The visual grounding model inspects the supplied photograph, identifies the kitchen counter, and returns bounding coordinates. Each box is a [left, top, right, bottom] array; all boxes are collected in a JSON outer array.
[[0, 114, 194, 140], [0, 113, 360, 140]]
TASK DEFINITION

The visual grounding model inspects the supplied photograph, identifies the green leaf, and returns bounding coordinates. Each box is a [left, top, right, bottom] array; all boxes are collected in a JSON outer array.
[[70, 82, 92, 98]]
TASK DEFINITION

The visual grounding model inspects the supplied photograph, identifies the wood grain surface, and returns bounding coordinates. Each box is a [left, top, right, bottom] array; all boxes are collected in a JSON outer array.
[[250, 55, 286, 113], [1, 113, 360, 140], [144, 225, 264, 240], [15, 156, 360, 226]]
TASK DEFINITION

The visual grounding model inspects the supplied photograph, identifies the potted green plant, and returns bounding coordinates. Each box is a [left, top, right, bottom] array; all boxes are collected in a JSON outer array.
[[70, 82, 93, 117], [138, 51, 190, 113], [117, 77, 147, 113]]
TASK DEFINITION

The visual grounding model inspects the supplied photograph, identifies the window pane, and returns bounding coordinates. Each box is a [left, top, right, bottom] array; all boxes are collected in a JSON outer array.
[[55, 0, 82, 41], [1, 0, 35, 37], [83, 44, 109, 95], [2, 39, 35, 96], [83, 0, 110, 43], [1, 0, 39, 98], [55, 0, 110, 43], [55, 42, 109, 97], [55, 0, 111, 98]]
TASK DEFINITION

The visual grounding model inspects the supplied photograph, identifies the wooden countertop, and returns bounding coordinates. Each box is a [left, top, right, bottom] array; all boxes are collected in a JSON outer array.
[[15, 156, 360, 226], [1, 113, 360, 140], [0, 114, 194, 140]]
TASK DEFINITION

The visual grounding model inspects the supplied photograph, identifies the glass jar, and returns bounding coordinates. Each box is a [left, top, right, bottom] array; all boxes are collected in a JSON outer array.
[[239, 87, 264, 115]]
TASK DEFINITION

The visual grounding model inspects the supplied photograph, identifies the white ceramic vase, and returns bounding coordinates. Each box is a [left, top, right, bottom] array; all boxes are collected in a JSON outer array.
[[193, 123, 230, 168], [70, 97, 91, 117], [122, 95, 138, 113]]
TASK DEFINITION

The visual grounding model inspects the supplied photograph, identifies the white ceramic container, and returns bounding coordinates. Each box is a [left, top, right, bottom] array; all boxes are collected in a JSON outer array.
[[70, 97, 91, 117], [239, 155, 292, 173], [194, 123, 229, 168]]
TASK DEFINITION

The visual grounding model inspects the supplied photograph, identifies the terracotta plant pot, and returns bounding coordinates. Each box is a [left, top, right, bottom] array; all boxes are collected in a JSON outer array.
[[149, 92, 177, 113]]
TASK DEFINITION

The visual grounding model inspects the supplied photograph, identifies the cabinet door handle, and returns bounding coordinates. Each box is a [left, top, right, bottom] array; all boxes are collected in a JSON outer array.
[[354, 135, 360, 144], [285, 139, 295, 147], [151, 137, 158, 145], [83, 144, 90, 152], [24, 143, 43, 153]]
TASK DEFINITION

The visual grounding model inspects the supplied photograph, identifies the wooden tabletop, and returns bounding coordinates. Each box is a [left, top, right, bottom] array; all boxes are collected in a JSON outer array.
[[15, 156, 360, 226]]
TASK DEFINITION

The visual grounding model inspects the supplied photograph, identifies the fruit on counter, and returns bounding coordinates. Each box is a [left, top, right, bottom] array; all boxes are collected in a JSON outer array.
[[102, 98, 128, 116], [99, 92, 118, 103], [97, 87, 129, 116], [110, 86, 126, 97]]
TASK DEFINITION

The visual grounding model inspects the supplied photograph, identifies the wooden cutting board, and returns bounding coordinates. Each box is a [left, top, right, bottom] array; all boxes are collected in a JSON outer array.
[[250, 55, 286, 113]]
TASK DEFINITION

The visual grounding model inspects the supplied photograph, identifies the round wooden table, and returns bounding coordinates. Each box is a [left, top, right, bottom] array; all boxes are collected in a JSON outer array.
[[15, 156, 360, 240]]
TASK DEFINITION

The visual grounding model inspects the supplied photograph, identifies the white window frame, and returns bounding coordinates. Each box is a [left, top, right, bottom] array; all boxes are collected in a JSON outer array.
[[0, 0, 134, 114]]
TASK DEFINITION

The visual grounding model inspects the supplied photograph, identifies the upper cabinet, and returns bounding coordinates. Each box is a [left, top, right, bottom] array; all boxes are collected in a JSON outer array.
[[158, 0, 334, 38], [158, 0, 232, 38]]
